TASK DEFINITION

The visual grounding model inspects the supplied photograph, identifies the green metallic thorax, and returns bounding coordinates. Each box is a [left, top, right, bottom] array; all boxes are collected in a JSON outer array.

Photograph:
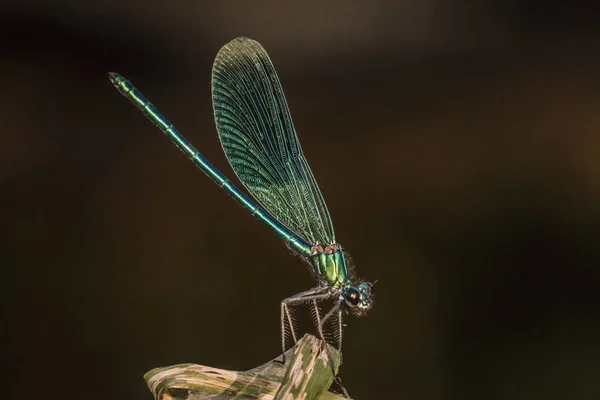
[[307, 245, 350, 289]]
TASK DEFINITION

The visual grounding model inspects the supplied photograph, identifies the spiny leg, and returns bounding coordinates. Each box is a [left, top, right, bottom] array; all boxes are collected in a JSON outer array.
[[332, 306, 351, 398], [320, 299, 343, 329], [319, 300, 351, 399], [280, 302, 297, 360], [311, 299, 328, 345], [304, 299, 352, 399], [334, 375, 352, 399], [279, 287, 333, 364], [282, 289, 333, 349], [319, 300, 344, 353], [337, 306, 343, 352]]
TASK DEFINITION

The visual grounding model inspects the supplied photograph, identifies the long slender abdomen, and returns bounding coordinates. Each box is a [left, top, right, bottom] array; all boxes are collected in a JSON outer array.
[[109, 73, 312, 257]]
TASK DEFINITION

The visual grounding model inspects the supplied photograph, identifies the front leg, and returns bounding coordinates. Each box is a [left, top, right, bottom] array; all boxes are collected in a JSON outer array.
[[320, 299, 345, 352]]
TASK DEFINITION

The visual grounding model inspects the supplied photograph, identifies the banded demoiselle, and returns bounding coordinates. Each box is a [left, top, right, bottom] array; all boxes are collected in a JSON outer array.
[[109, 37, 374, 359]]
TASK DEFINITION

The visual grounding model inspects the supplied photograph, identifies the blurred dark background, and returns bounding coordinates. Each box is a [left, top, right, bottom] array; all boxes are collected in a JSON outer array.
[[2, 1, 600, 399]]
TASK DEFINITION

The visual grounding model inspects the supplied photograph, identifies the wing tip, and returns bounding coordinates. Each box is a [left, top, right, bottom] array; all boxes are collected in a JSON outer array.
[[219, 37, 263, 57]]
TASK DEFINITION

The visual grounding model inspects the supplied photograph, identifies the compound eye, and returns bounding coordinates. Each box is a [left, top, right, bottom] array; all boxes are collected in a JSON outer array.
[[345, 288, 360, 307], [359, 282, 374, 295]]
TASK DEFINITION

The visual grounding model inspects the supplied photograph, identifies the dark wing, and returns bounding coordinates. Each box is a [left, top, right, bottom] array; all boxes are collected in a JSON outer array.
[[211, 37, 335, 245]]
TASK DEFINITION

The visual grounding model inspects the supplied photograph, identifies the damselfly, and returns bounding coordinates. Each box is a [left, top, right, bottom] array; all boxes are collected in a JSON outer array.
[[109, 37, 374, 362]]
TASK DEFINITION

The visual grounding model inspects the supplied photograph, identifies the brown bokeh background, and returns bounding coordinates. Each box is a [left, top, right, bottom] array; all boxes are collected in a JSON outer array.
[[2, 1, 600, 399]]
